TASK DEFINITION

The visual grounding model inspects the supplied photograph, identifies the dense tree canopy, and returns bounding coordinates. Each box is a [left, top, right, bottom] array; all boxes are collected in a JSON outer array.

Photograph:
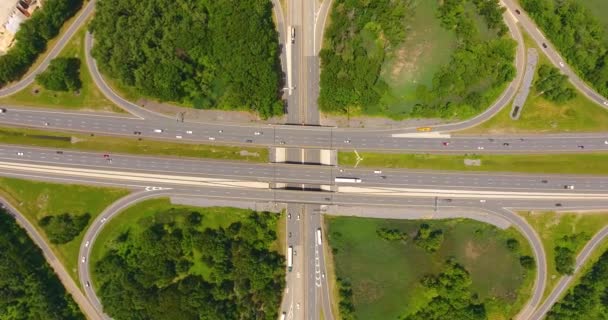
[[90, 0, 283, 118], [414, 223, 444, 252], [376, 227, 409, 241], [95, 209, 284, 319], [548, 249, 608, 319], [0, 0, 82, 86], [36, 57, 82, 92], [38, 212, 90, 244], [403, 259, 487, 320], [0, 209, 84, 319], [319, 0, 515, 119], [521, 0, 608, 98], [535, 64, 576, 103]]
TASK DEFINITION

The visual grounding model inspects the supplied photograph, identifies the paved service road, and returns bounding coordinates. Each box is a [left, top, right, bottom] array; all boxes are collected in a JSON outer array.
[[0, 197, 102, 320], [0, 1, 95, 97], [529, 225, 608, 320]]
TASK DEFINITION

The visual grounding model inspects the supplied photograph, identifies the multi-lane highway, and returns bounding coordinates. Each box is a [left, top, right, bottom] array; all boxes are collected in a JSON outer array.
[[1, 0, 608, 319]]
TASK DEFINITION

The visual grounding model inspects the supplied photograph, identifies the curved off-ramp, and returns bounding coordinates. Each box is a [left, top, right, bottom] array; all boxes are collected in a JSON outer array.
[[0, 0, 96, 97]]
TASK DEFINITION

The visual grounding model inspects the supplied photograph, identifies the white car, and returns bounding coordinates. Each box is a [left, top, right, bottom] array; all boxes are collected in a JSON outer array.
[[208, 137, 216, 141], [100, 217, 107, 223], [16, 152, 23, 156], [85, 281, 90, 288], [153, 129, 163, 133], [559, 61, 565, 67], [254, 131, 262, 136], [85, 241, 90, 247], [175, 135, 182, 139], [81, 256, 86, 263], [604, 140, 608, 145], [344, 139, 351, 144], [480, 199, 486, 203], [564, 185, 574, 190], [218, 129, 223, 133], [477, 146, 485, 150], [0, 108, 6, 113], [604, 101, 608, 106], [374, 170, 382, 174], [186, 130, 193, 134]]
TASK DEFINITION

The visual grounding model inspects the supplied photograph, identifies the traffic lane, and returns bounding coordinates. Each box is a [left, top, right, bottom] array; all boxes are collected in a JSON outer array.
[[2, 145, 608, 193], [4, 108, 608, 152]]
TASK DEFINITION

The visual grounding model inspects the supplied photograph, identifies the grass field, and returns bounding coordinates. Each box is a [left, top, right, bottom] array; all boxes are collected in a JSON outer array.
[[0, 177, 128, 282], [89, 198, 284, 285], [338, 151, 608, 175], [0, 20, 121, 113], [464, 29, 608, 134], [0, 126, 268, 162], [518, 211, 608, 301], [378, 1, 457, 117], [325, 216, 533, 319]]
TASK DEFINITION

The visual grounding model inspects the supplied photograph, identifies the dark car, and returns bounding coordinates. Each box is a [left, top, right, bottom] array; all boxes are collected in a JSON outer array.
[[515, 9, 521, 14], [555, 203, 562, 207], [56, 151, 63, 154], [542, 43, 548, 48]]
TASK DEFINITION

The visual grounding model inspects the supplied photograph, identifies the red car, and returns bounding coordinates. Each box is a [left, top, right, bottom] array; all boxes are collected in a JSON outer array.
[[442, 142, 450, 146], [103, 154, 110, 158]]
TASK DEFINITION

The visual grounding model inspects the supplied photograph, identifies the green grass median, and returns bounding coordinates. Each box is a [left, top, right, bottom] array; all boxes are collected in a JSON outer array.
[[339, 151, 608, 175], [0, 126, 267, 162]]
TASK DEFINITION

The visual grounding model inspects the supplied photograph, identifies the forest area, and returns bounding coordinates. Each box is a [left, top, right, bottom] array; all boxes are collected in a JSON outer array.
[[319, 0, 515, 119], [547, 248, 608, 319], [94, 207, 285, 320], [521, 0, 608, 99], [90, 0, 283, 118], [0, 208, 84, 320]]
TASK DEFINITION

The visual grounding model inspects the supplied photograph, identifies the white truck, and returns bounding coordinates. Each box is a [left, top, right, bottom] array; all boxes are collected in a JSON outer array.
[[280, 312, 286, 320], [290, 26, 295, 43], [316, 228, 322, 246], [287, 246, 293, 272], [335, 177, 362, 183]]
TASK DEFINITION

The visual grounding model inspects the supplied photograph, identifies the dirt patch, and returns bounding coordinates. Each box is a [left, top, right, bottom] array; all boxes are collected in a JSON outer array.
[[464, 159, 481, 166], [465, 241, 483, 260], [353, 279, 384, 304]]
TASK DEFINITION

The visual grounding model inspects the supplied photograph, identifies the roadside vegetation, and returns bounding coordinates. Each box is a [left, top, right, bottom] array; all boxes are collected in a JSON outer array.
[[0, 208, 84, 319], [0, 126, 268, 162], [36, 57, 82, 92], [0, 0, 83, 87], [90, 0, 282, 118], [0, 21, 121, 112], [0, 177, 128, 282], [547, 248, 608, 319], [465, 31, 608, 134], [518, 211, 608, 300], [520, 0, 608, 99], [339, 151, 608, 175], [320, 0, 515, 119], [326, 216, 533, 319], [90, 198, 284, 319]]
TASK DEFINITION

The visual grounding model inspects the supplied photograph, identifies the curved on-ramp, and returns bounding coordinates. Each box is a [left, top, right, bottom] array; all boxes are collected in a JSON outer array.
[[77, 189, 548, 320], [0, 196, 102, 320]]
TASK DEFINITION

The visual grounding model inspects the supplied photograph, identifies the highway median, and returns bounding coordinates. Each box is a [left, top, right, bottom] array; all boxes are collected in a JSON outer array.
[[339, 151, 608, 175]]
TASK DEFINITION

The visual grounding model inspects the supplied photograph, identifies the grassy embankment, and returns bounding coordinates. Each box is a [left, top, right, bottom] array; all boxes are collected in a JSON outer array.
[[0, 177, 129, 283], [339, 151, 608, 175], [89, 198, 285, 285], [518, 211, 608, 302], [464, 29, 608, 134], [0, 126, 268, 162], [325, 216, 534, 319], [0, 19, 121, 112]]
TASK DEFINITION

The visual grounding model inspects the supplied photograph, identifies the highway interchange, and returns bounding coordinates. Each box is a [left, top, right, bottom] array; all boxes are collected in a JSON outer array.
[[1, 0, 608, 319]]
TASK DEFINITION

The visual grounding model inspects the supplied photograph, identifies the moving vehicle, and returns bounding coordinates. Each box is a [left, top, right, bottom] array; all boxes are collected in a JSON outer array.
[[373, 170, 382, 174], [81, 256, 86, 263], [16, 152, 23, 156], [186, 130, 193, 134], [208, 137, 216, 141], [291, 26, 295, 43], [0, 108, 6, 113], [56, 151, 63, 154], [335, 177, 362, 183], [254, 131, 262, 136], [515, 9, 521, 14], [559, 61, 565, 67], [85, 281, 90, 288], [416, 127, 432, 132], [442, 142, 449, 146], [176, 135, 182, 139], [316, 228, 322, 246], [85, 241, 90, 247], [153, 129, 163, 133], [287, 246, 293, 272], [542, 43, 548, 48], [564, 185, 574, 190], [280, 312, 286, 320]]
